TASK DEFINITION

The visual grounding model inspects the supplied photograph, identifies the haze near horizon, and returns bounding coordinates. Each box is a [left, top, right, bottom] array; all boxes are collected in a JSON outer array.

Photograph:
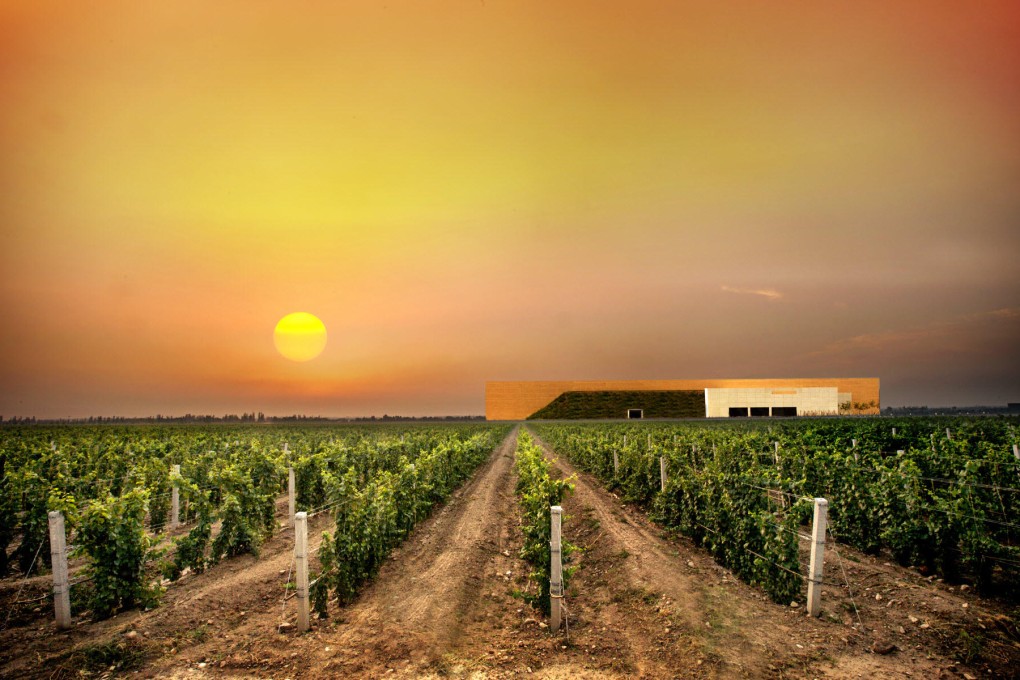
[[2, 1, 1018, 418]]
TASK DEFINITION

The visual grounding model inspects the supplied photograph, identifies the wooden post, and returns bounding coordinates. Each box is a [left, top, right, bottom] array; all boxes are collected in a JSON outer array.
[[288, 467, 296, 528], [659, 456, 667, 492], [807, 498, 828, 618], [170, 464, 180, 530], [295, 511, 309, 632], [48, 511, 71, 629], [549, 506, 563, 633]]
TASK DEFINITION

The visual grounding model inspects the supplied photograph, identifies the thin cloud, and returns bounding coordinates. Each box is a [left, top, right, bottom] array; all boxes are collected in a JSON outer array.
[[810, 307, 1020, 358], [721, 285, 783, 301]]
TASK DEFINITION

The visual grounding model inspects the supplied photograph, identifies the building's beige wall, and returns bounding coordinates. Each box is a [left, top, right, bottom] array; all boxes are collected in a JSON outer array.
[[704, 387, 838, 417], [485, 378, 880, 420]]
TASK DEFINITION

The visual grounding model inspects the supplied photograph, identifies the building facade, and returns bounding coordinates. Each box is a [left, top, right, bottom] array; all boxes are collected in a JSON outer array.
[[485, 378, 880, 420]]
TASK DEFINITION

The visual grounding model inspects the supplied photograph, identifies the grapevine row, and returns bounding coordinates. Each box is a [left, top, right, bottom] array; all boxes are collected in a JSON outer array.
[[1, 424, 509, 622], [533, 416, 1020, 602]]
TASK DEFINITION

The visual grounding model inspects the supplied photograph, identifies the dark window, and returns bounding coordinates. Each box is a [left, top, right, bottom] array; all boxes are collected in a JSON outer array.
[[750, 407, 770, 417], [728, 407, 748, 417], [771, 406, 797, 417], [627, 409, 643, 419]]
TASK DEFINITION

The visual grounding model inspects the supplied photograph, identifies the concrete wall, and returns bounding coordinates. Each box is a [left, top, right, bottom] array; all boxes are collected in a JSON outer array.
[[485, 378, 880, 420], [704, 387, 839, 418]]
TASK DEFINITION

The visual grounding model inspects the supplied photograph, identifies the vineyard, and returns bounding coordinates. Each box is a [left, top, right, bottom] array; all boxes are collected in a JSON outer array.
[[0, 423, 509, 626], [1, 418, 1019, 678], [533, 417, 1020, 604]]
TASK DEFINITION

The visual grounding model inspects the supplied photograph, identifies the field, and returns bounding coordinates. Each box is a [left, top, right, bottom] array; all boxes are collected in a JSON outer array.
[[2, 418, 1019, 678]]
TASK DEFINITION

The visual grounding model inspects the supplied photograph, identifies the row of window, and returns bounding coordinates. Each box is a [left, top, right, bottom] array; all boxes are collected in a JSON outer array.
[[728, 406, 798, 417]]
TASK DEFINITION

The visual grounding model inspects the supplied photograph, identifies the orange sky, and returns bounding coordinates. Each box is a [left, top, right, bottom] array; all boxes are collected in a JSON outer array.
[[2, 1, 1019, 417]]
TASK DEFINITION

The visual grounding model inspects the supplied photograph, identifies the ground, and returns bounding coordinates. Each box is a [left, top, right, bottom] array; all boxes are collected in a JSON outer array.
[[2, 426, 1018, 678]]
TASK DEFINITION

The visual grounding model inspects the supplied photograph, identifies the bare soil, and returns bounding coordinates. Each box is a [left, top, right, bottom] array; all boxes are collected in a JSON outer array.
[[2, 426, 1018, 679]]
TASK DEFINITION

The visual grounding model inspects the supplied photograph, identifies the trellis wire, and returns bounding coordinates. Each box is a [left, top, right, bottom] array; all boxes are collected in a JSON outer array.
[[825, 524, 864, 630], [1, 539, 45, 631]]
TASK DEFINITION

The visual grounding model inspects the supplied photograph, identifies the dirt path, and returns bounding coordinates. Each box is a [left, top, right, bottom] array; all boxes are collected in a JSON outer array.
[[2, 426, 1017, 679], [527, 427, 1019, 679]]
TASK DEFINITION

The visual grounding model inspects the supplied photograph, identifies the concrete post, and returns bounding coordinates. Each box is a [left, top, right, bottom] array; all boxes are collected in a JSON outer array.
[[892, 427, 897, 436], [550, 506, 563, 633], [288, 467, 296, 528], [613, 450, 619, 477], [48, 511, 71, 629], [295, 511, 309, 632], [1014, 444, 1019, 461], [659, 456, 667, 492], [170, 464, 181, 530], [946, 427, 952, 441], [807, 498, 828, 618]]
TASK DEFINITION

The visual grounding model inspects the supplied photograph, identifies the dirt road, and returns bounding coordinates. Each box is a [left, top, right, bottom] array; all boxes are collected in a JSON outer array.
[[2, 425, 1016, 679]]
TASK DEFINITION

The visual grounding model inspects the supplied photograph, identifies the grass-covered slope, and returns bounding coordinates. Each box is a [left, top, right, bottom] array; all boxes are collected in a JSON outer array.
[[527, 390, 705, 420]]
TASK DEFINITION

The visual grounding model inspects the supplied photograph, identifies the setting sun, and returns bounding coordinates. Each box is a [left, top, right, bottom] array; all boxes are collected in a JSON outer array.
[[274, 313, 327, 362]]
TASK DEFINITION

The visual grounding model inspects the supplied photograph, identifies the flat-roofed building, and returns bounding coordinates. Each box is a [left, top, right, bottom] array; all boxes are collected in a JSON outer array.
[[485, 378, 880, 420]]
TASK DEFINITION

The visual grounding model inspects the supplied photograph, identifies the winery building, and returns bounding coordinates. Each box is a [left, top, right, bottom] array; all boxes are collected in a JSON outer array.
[[485, 378, 880, 420]]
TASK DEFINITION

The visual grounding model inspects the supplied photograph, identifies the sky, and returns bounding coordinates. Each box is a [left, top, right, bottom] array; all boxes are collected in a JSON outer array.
[[1, 1, 1018, 418]]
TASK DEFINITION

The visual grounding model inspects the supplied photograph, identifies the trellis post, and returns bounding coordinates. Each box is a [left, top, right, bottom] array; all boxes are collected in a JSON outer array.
[[613, 450, 619, 476], [807, 498, 828, 618], [1014, 444, 1019, 461], [170, 464, 181, 530], [659, 456, 667, 492], [48, 511, 71, 629], [295, 511, 309, 632], [550, 506, 563, 633]]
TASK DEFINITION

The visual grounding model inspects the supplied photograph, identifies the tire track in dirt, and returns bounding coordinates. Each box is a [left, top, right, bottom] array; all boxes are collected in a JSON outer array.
[[531, 426, 861, 677], [249, 426, 523, 678], [8, 425, 1004, 679], [528, 427, 1000, 680], [527, 428, 779, 678], [335, 425, 518, 643]]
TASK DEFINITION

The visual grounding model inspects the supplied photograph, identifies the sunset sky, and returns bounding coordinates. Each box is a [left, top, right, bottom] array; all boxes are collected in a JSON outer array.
[[2, 1, 1018, 418]]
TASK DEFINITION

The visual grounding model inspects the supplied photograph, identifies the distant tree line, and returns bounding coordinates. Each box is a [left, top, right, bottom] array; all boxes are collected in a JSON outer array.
[[1, 412, 485, 425]]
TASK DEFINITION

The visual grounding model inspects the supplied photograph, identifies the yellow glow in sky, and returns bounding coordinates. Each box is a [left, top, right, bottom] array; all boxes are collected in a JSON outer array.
[[0, 1, 1018, 416]]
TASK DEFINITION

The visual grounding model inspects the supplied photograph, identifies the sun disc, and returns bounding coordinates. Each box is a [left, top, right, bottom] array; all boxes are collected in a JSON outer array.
[[274, 312, 327, 362]]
